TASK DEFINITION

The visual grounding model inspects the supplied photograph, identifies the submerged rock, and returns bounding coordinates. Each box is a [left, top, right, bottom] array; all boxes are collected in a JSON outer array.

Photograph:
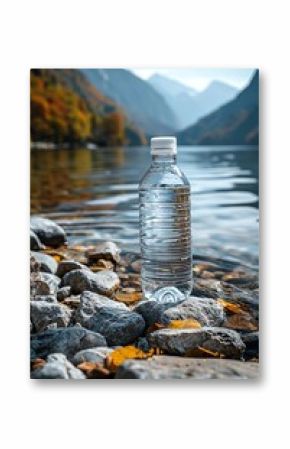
[[31, 326, 107, 360], [62, 269, 120, 296], [31, 353, 85, 379], [115, 356, 259, 380], [30, 272, 61, 296], [31, 301, 72, 332], [30, 216, 67, 247], [161, 296, 224, 327], [31, 251, 58, 274], [148, 327, 245, 359]]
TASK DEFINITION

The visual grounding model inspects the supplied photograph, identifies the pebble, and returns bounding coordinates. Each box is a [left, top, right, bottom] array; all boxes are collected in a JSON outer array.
[[86, 241, 120, 264], [31, 326, 107, 360], [31, 353, 85, 379], [31, 300, 72, 332], [161, 296, 225, 327], [30, 216, 67, 247], [62, 269, 120, 296], [30, 230, 44, 250], [30, 272, 61, 296], [134, 299, 178, 327], [72, 347, 113, 366], [56, 260, 89, 278], [148, 327, 245, 359], [31, 251, 58, 274], [115, 356, 259, 379], [57, 286, 72, 301]]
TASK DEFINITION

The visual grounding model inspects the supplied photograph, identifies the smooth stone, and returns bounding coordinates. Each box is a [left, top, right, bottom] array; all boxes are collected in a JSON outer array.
[[31, 301, 72, 332], [57, 286, 71, 301], [31, 326, 107, 360], [134, 299, 178, 327], [30, 272, 61, 296], [148, 327, 245, 359], [75, 291, 128, 325], [31, 251, 58, 274], [86, 241, 120, 264], [30, 230, 44, 250], [31, 353, 85, 379], [115, 356, 259, 380], [161, 296, 224, 326], [31, 295, 57, 303], [83, 307, 146, 346], [72, 347, 113, 366], [56, 260, 89, 278], [241, 331, 259, 360], [62, 269, 120, 296], [30, 216, 67, 247]]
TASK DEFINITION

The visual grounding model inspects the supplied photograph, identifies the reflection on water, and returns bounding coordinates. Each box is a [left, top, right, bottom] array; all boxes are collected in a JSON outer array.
[[31, 145, 259, 268]]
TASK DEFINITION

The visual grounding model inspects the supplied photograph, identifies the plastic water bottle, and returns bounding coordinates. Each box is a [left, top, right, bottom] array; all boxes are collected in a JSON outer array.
[[139, 136, 192, 303]]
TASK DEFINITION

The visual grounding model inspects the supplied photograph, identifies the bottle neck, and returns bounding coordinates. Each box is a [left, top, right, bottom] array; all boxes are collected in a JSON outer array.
[[151, 153, 177, 165]]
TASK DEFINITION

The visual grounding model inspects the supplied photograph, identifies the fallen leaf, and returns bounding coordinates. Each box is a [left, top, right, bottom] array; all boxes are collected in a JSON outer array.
[[114, 290, 142, 304], [77, 362, 111, 378], [224, 314, 258, 331], [106, 346, 154, 372], [168, 319, 201, 329], [218, 298, 246, 315]]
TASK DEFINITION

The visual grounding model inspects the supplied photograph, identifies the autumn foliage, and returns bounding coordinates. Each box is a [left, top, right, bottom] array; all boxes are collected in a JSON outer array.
[[30, 69, 145, 146]]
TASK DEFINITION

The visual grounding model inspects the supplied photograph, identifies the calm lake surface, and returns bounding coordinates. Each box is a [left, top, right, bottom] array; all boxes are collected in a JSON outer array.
[[31, 145, 259, 268]]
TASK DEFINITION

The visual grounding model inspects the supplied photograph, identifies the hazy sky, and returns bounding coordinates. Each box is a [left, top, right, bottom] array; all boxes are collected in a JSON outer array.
[[131, 68, 255, 91]]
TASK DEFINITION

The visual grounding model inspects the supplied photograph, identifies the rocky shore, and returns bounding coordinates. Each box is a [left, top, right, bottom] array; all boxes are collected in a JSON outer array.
[[30, 217, 259, 380]]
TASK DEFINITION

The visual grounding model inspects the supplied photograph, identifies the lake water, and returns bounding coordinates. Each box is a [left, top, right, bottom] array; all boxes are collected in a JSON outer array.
[[31, 145, 259, 268]]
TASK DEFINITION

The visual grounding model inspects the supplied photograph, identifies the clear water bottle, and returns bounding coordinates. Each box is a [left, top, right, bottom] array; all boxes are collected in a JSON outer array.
[[139, 136, 192, 303]]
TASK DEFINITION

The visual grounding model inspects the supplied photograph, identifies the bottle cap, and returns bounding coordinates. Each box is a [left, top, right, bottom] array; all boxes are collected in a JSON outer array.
[[150, 136, 177, 155]]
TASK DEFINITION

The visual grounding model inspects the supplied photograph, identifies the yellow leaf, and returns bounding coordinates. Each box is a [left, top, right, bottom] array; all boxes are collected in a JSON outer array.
[[185, 346, 224, 358], [217, 298, 246, 314], [106, 346, 154, 372], [168, 319, 201, 329]]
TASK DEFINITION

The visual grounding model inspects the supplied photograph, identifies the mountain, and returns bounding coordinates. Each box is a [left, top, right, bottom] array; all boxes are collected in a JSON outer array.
[[177, 70, 259, 145], [81, 69, 178, 135], [30, 69, 146, 146], [149, 74, 238, 130]]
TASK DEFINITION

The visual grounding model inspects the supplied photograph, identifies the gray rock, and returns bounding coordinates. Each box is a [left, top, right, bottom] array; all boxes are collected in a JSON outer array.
[[241, 331, 259, 360], [31, 295, 57, 303], [30, 255, 40, 272], [162, 296, 224, 326], [75, 291, 127, 325], [134, 299, 177, 327], [56, 260, 89, 278], [30, 216, 67, 247], [31, 301, 72, 332], [84, 307, 145, 346], [31, 326, 107, 360], [72, 347, 113, 366], [115, 356, 259, 380], [30, 230, 44, 250], [86, 241, 120, 264], [30, 251, 58, 274], [62, 269, 120, 296], [148, 327, 245, 359], [57, 286, 71, 301], [30, 272, 61, 296], [31, 353, 85, 379]]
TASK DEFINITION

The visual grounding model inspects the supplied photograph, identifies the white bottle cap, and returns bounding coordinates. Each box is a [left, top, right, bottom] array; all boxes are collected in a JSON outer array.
[[150, 136, 177, 155]]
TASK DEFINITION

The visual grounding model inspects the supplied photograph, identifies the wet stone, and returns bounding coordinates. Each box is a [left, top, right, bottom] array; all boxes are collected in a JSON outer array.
[[86, 241, 120, 264], [57, 286, 71, 301], [62, 269, 120, 296], [72, 347, 113, 366], [134, 299, 178, 328], [30, 216, 67, 248], [56, 260, 89, 278], [31, 295, 57, 303], [31, 272, 61, 296], [30, 230, 44, 250], [241, 331, 259, 360]]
